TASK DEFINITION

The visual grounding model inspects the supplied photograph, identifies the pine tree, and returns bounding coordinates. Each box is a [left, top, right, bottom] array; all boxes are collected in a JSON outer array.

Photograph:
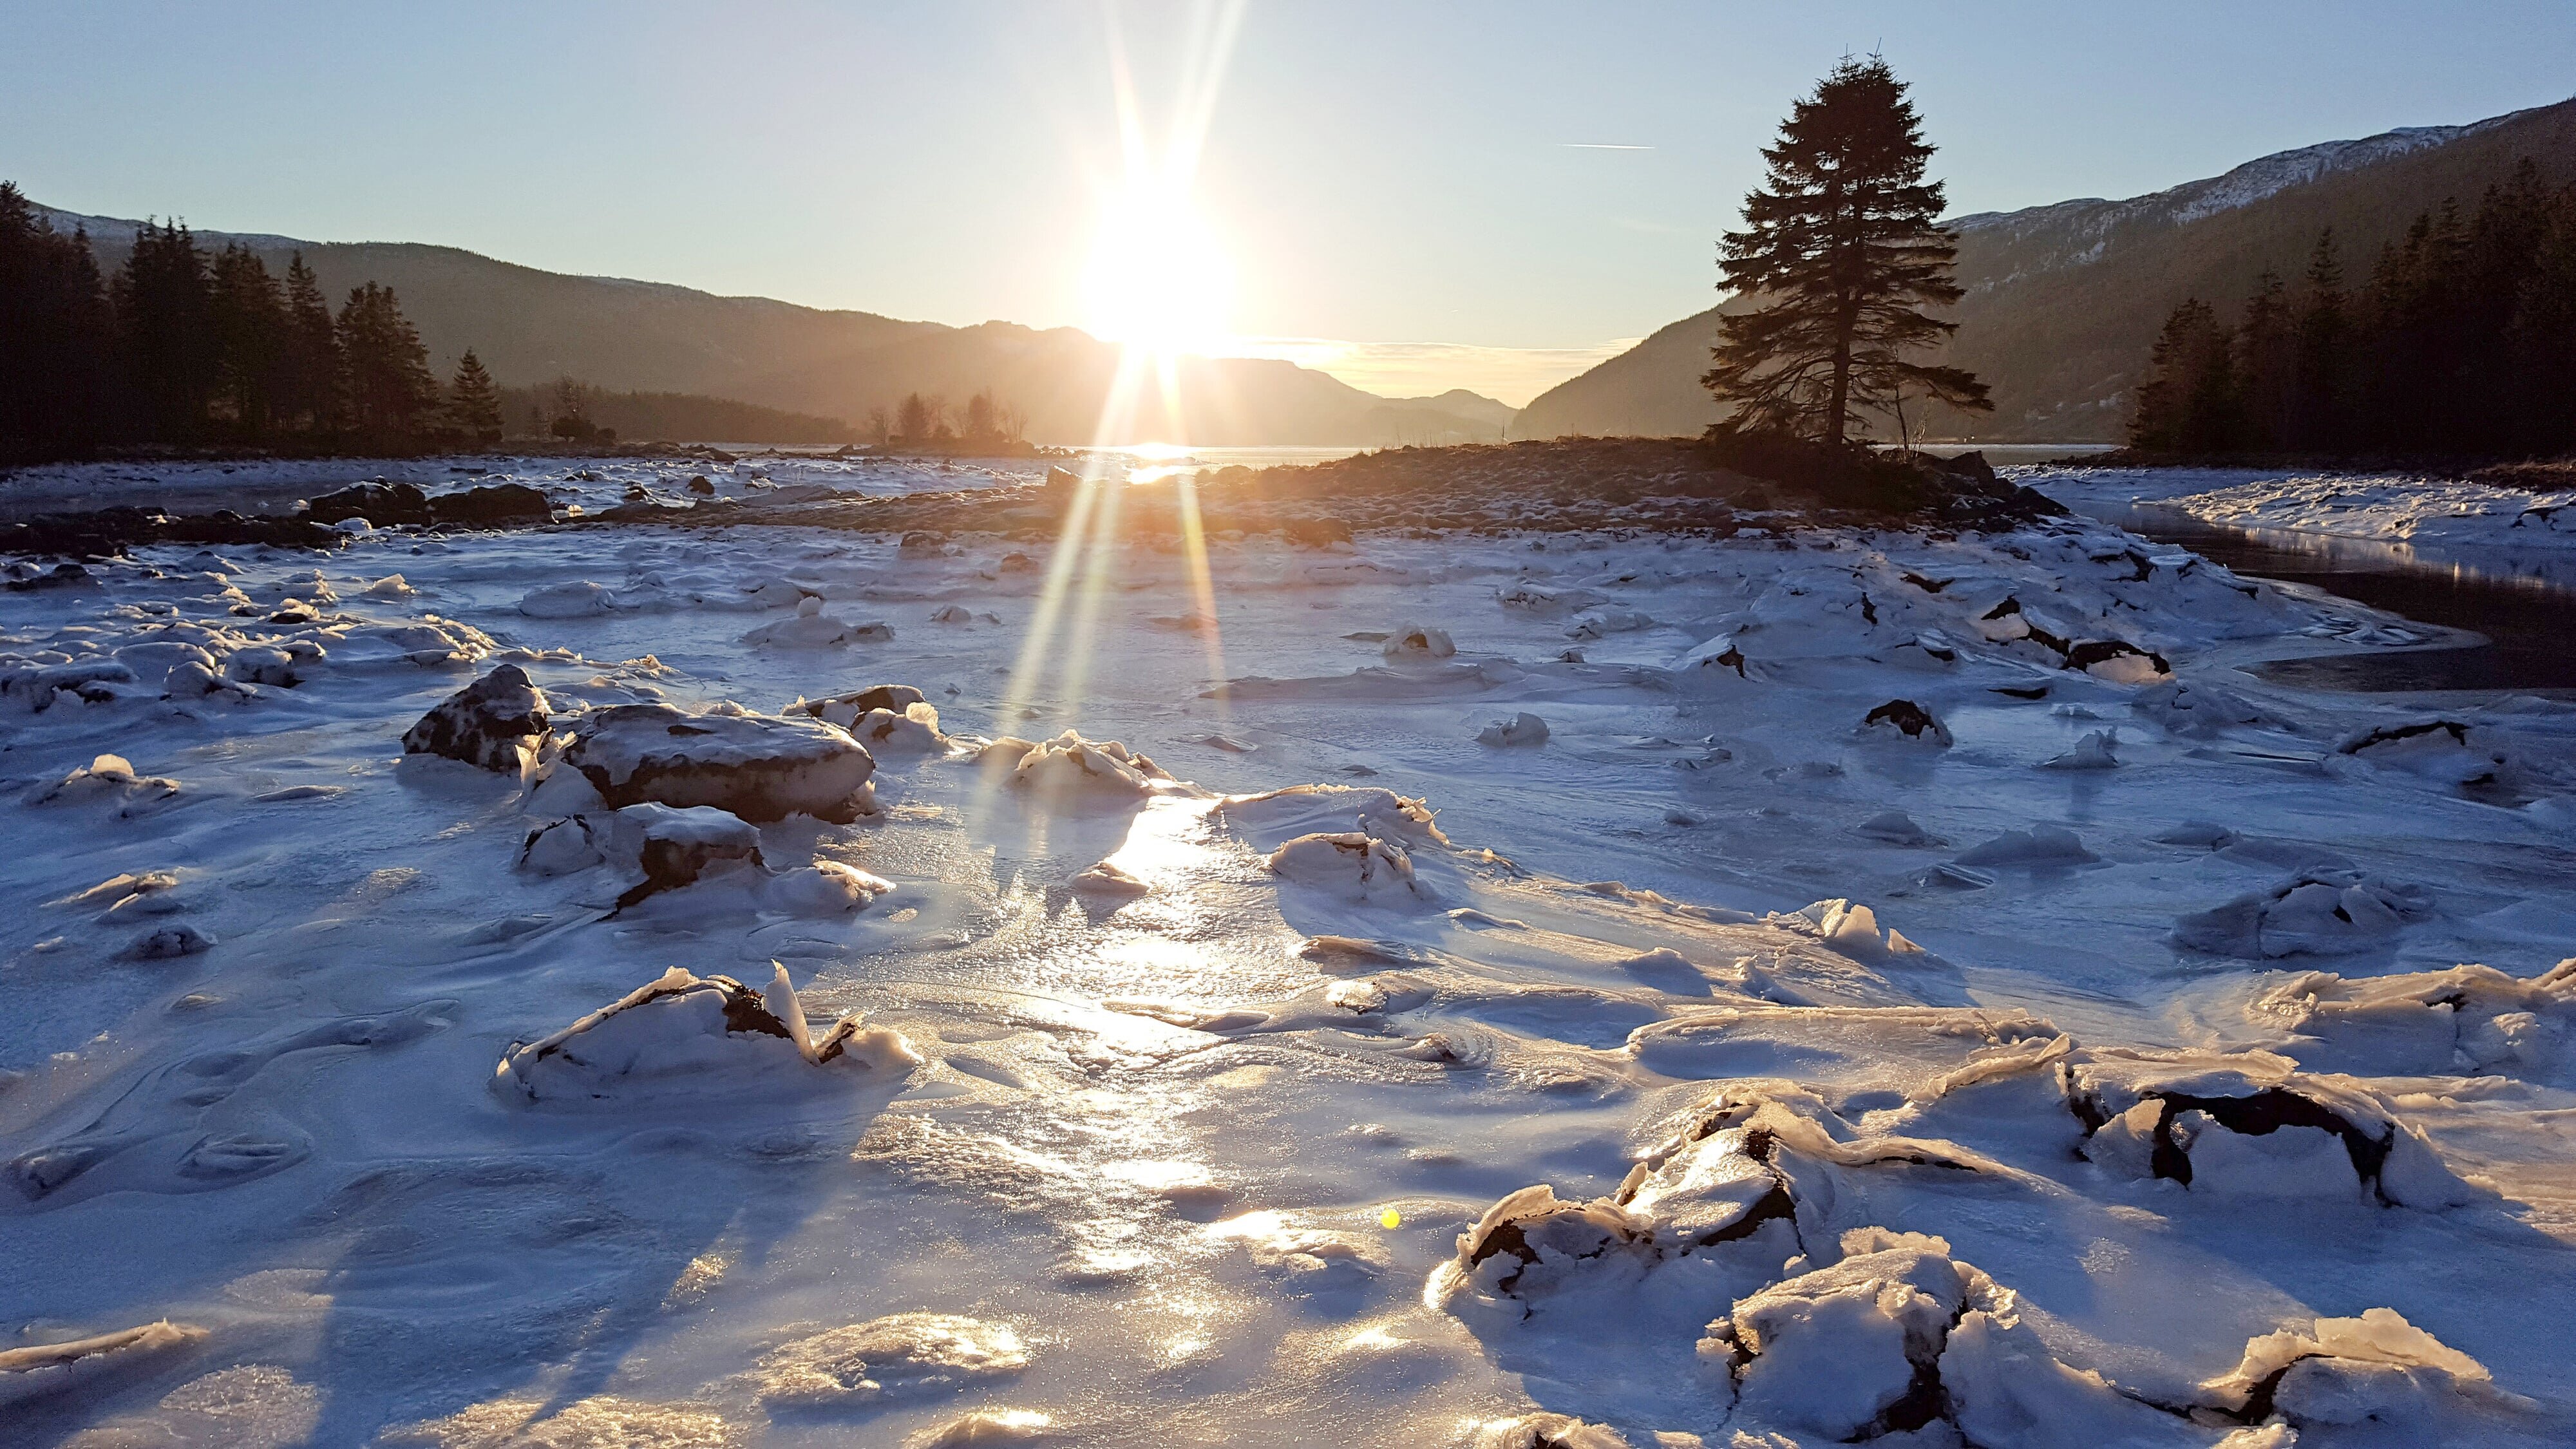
[[2129, 299, 2237, 453], [113, 219, 218, 441], [0, 183, 116, 462], [1704, 57, 1988, 444], [336, 281, 437, 442], [279, 252, 341, 433], [207, 243, 286, 439], [446, 349, 503, 443], [2286, 230, 2347, 451], [2234, 270, 2293, 450]]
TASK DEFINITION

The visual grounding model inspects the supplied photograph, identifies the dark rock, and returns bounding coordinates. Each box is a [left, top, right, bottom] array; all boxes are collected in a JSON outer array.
[[687, 475, 715, 495], [402, 665, 551, 771], [303, 481, 431, 526], [1862, 699, 1951, 744], [430, 484, 553, 527], [788, 684, 925, 730]]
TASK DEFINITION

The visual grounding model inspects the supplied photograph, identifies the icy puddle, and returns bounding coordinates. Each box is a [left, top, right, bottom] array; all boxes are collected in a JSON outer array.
[[6, 471, 2576, 1446]]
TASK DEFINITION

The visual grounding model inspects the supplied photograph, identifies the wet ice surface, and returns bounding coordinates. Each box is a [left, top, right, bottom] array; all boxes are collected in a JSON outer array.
[[6, 465, 2576, 1446]]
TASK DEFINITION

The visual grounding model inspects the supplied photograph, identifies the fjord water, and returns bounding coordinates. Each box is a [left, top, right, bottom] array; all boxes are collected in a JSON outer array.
[[2069, 498, 2576, 693]]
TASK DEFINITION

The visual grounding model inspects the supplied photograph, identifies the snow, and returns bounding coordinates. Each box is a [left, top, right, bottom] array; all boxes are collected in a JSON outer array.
[[8, 458, 2576, 1445]]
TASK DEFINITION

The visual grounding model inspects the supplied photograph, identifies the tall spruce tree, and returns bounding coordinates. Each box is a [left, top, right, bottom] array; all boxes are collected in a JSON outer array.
[[446, 349, 503, 443], [113, 220, 218, 442], [0, 183, 116, 461], [1705, 57, 1988, 443], [279, 252, 341, 433], [208, 243, 287, 439], [336, 281, 436, 441]]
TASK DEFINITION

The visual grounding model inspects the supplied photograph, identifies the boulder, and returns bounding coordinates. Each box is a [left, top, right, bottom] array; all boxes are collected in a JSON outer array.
[[301, 480, 432, 526], [563, 704, 876, 822], [402, 665, 549, 771], [430, 484, 552, 527]]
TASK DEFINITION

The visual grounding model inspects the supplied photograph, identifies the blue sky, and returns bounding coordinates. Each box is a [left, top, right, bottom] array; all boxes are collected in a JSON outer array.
[[8, 2, 2572, 401]]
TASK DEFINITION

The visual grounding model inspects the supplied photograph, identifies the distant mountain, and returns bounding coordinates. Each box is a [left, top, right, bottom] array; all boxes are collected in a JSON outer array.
[[1513, 97, 2576, 442], [30, 204, 1509, 448]]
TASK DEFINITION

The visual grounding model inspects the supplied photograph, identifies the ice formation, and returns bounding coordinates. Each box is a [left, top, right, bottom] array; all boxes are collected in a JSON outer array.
[[562, 702, 877, 822], [495, 965, 916, 1101], [5, 453, 2572, 1444]]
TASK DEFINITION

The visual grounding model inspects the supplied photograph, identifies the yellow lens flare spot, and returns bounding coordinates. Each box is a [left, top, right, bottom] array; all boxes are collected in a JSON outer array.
[[1379, 1208, 1402, 1229]]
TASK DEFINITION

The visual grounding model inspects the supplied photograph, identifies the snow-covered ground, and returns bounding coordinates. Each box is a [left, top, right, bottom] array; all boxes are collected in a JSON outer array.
[[6, 457, 2576, 1446], [2030, 466, 2576, 553]]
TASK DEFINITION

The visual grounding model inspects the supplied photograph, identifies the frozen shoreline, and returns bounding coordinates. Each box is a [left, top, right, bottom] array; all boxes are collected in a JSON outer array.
[[2027, 464, 2576, 553], [5, 455, 2575, 1446]]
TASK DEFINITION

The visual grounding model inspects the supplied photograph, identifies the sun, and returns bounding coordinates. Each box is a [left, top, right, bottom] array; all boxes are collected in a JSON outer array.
[[1081, 185, 1234, 357]]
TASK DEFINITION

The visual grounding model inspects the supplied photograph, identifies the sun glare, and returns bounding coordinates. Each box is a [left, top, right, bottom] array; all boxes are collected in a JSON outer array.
[[1082, 189, 1234, 357]]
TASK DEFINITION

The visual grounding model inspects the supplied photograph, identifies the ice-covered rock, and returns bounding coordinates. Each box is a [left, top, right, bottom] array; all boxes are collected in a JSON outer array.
[[750, 1312, 1029, 1406], [1071, 859, 1153, 897], [999, 731, 1170, 804], [0, 1321, 209, 1406], [36, 753, 181, 813], [762, 859, 896, 916], [1854, 810, 1935, 846], [401, 664, 550, 772], [744, 595, 895, 648], [564, 703, 876, 822], [2174, 868, 2434, 958], [1477, 712, 1549, 748], [601, 802, 764, 908], [1860, 698, 1951, 745], [789, 683, 925, 730], [2065, 1047, 2482, 1208], [1266, 832, 1432, 904], [849, 702, 947, 753], [1461, 1414, 1631, 1449], [518, 580, 615, 618], [1953, 825, 2096, 867], [123, 923, 216, 960], [1765, 899, 1927, 965], [2041, 728, 2119, 770], [2248, 958, 2576, 1079], [1382, 623, 1456, 660], [495, 965, 916, 1102], [2200, 1308, 2521, 1434], [1708, 1227, 2209, 1448], [2334, 719, 2501, 786], [516, 814, 607, 875]]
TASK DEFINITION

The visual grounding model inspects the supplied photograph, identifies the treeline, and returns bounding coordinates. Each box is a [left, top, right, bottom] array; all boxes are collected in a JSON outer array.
[[505, 377, 855, 445], [0, 182, 503, 463], [2130, 159, 2576, 459], [868, 389, 1028, 448]]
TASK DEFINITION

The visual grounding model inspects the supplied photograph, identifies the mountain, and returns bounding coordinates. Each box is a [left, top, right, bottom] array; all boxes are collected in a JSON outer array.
[[30, 204, 1509, 448], [1513, 96, 2576, 442]]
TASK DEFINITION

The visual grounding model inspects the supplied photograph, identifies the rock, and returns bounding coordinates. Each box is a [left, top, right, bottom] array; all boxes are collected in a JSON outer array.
[[430, 483, 552, 527], [0, 1322, 211, 1407], [687, 475, 715, 495], [301, 480, 432, 526], [1861, 699, 1951, 745], [790, 683, 927, 729], [564, 703, 877, 823], [493, 965, 919, 1102], [605, 802, 765, 907], [1382, 624, 1455, 660], [518, 580, 616, 618], [2041, 728, 2119, 770], [1477, 712, 1549, 748], [124, 924, 216, 960], [402, 665, 549, 771]]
